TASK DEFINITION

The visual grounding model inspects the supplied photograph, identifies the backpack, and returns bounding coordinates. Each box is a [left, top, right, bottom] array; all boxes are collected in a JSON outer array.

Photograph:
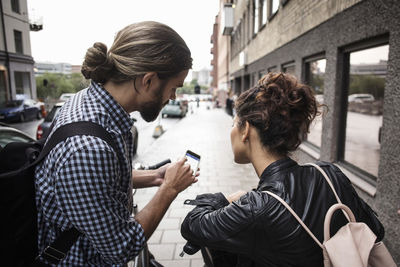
[[264, 163, 397, 267], [0, 121, 118, 266]]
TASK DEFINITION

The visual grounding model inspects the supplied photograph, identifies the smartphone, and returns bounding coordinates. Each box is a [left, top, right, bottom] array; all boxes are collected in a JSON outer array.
[[185, 150, 201, 175]]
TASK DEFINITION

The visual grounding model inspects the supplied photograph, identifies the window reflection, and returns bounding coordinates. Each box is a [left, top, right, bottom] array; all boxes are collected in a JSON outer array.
[[306, 58, 326, 148], [344, 45, 388, 177]]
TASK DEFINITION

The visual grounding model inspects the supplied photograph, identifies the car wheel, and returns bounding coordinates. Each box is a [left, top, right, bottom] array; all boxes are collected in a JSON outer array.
[[19, 113, 25, 122], [131, 126, 139, 156]]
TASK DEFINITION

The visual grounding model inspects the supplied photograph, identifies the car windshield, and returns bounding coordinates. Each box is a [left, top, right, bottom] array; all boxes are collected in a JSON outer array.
[[0, 100, 23, 108], [45, 106, 62, 122], [168, 100, 180, 105]]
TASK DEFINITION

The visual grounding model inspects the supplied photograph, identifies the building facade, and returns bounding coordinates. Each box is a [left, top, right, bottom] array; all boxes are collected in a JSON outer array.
[[35, 61, 72, 75], [217, 0, 399, 262], [0, 0, 36, 102]]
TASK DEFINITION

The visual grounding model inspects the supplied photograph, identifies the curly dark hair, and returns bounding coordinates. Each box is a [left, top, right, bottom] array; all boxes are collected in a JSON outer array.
[[235, 72, 320, 156]]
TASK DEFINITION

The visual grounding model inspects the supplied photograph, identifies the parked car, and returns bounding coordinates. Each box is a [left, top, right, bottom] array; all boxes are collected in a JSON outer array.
[[0, 98, 43, 123], [0, 122, 35, 148], [161, 99, 188, 118], [37, 102, 64, 140], [348, 94, 375, 103], [59, 93, 75, 102]]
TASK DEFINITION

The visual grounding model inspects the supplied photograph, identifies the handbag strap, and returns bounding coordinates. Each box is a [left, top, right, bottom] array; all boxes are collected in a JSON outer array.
[[304, 163, 350, 221], [263, 191, 324, 248], [263, 162, 351, 248], [303, 163, 342, 205]]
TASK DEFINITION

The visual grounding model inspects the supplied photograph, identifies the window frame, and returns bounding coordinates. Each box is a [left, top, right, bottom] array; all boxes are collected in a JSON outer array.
[[13, 30, 23, 54], [302, 52, 326, 151], [11, 0, 20, 14], [338, 34, 389, 184], [268, 0, 279, 21]]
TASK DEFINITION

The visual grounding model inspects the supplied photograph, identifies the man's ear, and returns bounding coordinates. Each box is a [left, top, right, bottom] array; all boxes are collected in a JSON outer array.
[[141, 72, 158, 91], [242, 121, 250, 142]]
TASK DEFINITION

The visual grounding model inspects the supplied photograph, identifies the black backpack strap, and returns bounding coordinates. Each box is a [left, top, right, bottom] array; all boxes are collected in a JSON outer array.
[[34, 228, 81, 266], [36, 121, 118, 164], [34, 121, 119, 265]]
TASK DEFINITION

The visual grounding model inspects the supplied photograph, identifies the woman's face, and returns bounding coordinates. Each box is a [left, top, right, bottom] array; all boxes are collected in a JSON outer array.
[[230, 116, 250, 164]]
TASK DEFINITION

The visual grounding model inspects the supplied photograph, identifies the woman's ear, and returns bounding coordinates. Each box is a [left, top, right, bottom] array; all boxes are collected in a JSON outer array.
[[242, 121, 250, 142]]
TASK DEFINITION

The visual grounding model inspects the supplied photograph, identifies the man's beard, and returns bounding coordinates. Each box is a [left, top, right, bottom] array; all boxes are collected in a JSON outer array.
[[140, 97, 168, 122], [140, 81, 169, 122]]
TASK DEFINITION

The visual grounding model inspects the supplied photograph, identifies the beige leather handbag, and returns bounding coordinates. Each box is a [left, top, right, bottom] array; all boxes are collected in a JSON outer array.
[[264, 163, 397, 267]]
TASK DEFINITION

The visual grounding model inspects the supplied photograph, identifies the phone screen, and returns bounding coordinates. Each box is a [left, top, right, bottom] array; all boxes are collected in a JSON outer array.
[[185, 150, 200, 174]]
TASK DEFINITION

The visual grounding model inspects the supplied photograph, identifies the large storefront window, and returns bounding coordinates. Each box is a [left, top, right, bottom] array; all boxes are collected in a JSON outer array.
[[344, 45, 388, 177], [305, 58, 326, 148]]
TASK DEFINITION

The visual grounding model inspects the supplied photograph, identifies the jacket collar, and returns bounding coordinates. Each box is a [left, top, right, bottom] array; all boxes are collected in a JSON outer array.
[[257, 157, 298, 190]]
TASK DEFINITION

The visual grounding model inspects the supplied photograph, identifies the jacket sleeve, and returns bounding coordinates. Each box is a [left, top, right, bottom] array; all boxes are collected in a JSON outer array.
[[181, 191, 264, 255]]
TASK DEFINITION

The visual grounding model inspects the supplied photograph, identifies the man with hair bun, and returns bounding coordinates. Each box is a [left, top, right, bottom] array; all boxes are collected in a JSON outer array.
[[35, 21, 196, 266]]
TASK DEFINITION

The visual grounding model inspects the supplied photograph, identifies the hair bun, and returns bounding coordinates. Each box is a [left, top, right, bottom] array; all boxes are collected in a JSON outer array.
[[81, 42, 113, 83]]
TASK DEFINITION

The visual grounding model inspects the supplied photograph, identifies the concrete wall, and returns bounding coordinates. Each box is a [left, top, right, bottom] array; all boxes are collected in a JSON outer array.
[[230, 0, 400, 263], [231, 0, 361, 73], [1, 0, 31, 56]]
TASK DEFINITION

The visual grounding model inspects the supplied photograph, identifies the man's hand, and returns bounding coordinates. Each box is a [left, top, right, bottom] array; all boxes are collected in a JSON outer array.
[[152, 163, 170, 186], [135, 157, 199, 240], [225, 190, 247, 203], [162, 157, 198, 195]]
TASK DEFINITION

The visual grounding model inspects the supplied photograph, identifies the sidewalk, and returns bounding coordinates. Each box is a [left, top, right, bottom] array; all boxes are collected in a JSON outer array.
[[132, 103, 259, 267]]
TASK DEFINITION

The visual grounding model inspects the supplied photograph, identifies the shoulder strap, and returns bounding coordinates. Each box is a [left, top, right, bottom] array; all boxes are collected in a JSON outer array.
[[36, 121, 118, 164], [34, 121, 118, 265], [304, 163, 342, 204], [304, 163, 350, 221], [263, 191, 324, 248]]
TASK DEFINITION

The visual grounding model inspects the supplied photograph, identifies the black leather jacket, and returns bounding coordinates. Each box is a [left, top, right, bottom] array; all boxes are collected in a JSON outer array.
[[181, 158, 384, 267]]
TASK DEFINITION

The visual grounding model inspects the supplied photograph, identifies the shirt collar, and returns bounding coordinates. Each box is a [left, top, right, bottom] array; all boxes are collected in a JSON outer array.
[[89, 81, 134, 134]]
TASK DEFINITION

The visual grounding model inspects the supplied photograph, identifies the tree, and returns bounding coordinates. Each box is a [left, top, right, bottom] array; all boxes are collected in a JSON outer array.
[[36, 73, 90, 99], [349, 74, 385, 100]]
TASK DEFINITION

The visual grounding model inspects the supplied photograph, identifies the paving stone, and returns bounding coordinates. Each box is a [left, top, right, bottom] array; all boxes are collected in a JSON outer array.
[[147, 229, 163, 244], [158, 218, 180, 230], [148, 243, 175, 260], [161, 229, 186, 243], [191, 259, 206, 267], [158, 259, 191, 267]]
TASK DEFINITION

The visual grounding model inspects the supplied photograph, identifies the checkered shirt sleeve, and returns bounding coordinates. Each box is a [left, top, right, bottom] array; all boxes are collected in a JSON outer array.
[[55, 137, 145, 264]]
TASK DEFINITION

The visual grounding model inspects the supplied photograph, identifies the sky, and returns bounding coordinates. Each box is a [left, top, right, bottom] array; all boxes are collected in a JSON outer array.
[[27, 0, 220, 78]]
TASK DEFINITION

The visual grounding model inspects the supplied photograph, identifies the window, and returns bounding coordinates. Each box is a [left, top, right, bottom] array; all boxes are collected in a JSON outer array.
[[268, 66, 277, 73], [11, 0, 20, 13], [253, 0, 259, 35], [14, 71, 31, 98], [270, 0, 279, 17], [304, 57, 326, 148], [342, 44, 388, 178], [259, 69, 267, 79], [0, 71, 7, 104], [14, 30, 23, 54], [261, 0, 268, 26], [282, 62, 295, 75]]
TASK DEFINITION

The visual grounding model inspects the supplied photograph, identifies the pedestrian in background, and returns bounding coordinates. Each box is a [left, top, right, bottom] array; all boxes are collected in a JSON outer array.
[[35, 21, 198, 266], [181, 72, 384, 267]]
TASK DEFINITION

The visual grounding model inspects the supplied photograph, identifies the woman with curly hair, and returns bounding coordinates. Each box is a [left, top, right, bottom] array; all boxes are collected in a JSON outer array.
[[181, 72, 384, 267]]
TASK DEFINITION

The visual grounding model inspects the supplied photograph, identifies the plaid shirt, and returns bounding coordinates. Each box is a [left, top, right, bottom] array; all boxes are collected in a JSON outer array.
[[35, 82, 145, 266]]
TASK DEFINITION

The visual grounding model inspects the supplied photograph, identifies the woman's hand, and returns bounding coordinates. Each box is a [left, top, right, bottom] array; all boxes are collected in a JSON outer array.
[[226, 190, 247, 203]]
